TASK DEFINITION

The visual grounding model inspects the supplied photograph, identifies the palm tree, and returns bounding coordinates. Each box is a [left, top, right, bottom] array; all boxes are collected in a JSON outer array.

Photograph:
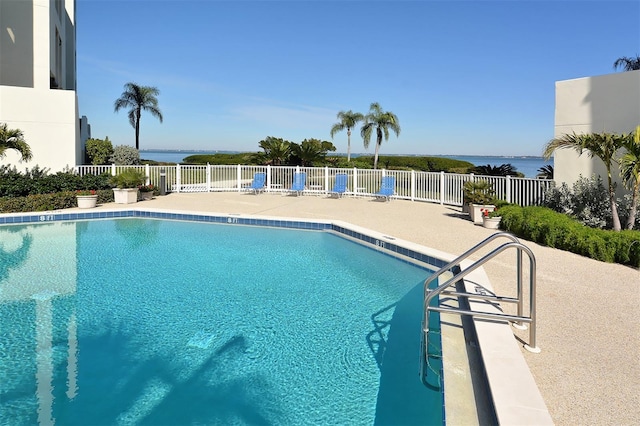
[[619, 127, 640, 230], [330, 110, 364, 162], [543, 131, 626, 231], [0, 123, 32, 162], [472, 163, 519, 176], [613, 55, 640, 71], [114, 83, 163, 150], [258, 136, 291, 165], [360, 102, 401, 169], [536, 165, 554, 179]]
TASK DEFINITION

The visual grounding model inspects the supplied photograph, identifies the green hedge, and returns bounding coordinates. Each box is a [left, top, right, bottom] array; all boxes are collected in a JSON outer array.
[[0, 190, 114, 213], [499, 205, 640, 267]]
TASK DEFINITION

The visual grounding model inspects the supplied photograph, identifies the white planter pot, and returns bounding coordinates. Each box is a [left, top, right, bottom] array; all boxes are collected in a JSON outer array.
[[470, 204, 495, 224], [76, 195, 98, 209], [113, 188, 139, 204], [483, 216, 501, 229]]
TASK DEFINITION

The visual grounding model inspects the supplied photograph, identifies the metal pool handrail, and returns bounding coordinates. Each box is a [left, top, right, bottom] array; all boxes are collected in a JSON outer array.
[[420, 232, 539, 387]]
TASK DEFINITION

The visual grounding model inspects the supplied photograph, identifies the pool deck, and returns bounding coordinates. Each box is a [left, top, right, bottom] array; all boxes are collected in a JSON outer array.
[[83, 192, 638, 425]]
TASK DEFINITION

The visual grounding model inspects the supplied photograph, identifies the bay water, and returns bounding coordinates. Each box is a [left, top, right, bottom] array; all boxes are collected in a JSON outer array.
[[140, 150, 551, 178]]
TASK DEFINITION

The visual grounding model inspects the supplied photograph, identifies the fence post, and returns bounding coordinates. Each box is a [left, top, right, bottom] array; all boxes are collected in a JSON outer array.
[[506, 175, 512, 203], [111, 164, 116, 176], [353, 168, 358, 197], [237, 164, 242, 192], [206, 163, 211, 192], [440, 171, 445, 205], [145, 164, 150, 185], [176, 164, 181, 193], [267, 165, 272, 190], [322, 166, 327, 192], [411, 170, 416, 201]]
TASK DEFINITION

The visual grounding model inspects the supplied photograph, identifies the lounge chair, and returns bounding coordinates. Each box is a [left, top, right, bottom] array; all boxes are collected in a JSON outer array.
[[374, 176, 395, 201], [246, 172, 266, 194], [328, 174, 348, 198], [287, 172, 306, 196]]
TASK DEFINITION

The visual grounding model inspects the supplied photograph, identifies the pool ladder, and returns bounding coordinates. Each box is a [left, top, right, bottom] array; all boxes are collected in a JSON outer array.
[[419, 232, 540, 387]]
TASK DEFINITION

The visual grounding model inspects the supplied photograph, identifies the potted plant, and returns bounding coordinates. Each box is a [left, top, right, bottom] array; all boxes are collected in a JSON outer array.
[[76, 189, 98, 209], [138, 184, 155, 201], [110, 169, 146, 204], [463, 180, 496, 223]]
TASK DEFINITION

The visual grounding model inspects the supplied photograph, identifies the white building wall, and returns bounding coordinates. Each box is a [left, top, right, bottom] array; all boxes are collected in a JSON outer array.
[[554, 70, 640, 192], [0, 0, 82, 172]]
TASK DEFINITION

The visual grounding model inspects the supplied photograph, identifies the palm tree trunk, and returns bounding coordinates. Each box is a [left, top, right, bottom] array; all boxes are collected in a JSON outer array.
[[607, 170, 622, 231], [373, 143, 380, 169], [135, 109, 141, 150], [347, 128, 351, 162], [626, 181, 640, 230]]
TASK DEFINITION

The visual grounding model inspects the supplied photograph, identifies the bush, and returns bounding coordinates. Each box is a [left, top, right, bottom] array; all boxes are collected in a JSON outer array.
[[543, 175, 640, 229], [110, 145, 140, 165], [109, 169, 146, 188], [0, 166, 112, 197], [500, 205, 640, 267], [85, 137, 114, 165], [0, 189, 114, 213]]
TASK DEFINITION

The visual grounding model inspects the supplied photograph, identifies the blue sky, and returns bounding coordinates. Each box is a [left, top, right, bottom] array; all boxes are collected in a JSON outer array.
[[76, 0, 639, 156]]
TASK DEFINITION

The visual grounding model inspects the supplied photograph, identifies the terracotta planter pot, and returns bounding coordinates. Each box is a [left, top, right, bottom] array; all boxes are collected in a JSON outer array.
[[140, 191, 153, 201], [76, 195, 97, 209]]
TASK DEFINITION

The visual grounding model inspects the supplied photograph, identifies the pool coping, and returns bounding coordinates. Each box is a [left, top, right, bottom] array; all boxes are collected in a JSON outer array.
[[0, 207, 553, 424]]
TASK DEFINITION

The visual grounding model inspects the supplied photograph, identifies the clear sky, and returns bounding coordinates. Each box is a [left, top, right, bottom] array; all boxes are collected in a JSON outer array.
[[76, 0, 640, 156]]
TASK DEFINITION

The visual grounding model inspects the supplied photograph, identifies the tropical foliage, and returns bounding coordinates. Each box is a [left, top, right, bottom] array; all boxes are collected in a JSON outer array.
[[543, 131, 629, 231], [85, 136, 114, 165], [472, 163, 520, 177], [360, 102, 401, 169], [330, 110, 364, 162], [289, 139, 336, 166], [619, 126, 640, 229], [258, 136, 291, 166], [114, 82, 163, 150], [536, 165, 554, 179], [613, 55, 640, 71], [0, 123, 32, 163]]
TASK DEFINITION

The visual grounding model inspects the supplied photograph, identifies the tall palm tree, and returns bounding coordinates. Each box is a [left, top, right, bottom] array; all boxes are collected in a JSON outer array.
[[0, 123, 32, 162], [543, 131, 626, 231], [619, 127, 640, 230], [330, 110, 364, 162], [360, 102, 401, 169], [114, 83, 163, 150], [613, 55, 640, 71]]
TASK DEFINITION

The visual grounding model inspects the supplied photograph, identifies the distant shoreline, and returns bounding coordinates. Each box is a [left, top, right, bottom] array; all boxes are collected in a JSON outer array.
[[140, 149, 547, 159]]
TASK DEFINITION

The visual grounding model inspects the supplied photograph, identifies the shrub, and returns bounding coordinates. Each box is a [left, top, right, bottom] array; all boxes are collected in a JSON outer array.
[[109, 169, 146, 188], [110, 145, 140, 165], [0, 166, 112, 197], [86, 137, 114, 165], [0, 189, 114, 213], [500, 205, 640, 267]]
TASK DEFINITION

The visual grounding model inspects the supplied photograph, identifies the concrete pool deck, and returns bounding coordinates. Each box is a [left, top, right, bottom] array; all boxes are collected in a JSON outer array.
[[87, 192, 638, 425]]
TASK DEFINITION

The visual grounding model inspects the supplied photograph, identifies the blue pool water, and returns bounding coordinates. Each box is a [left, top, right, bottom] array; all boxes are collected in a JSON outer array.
[[0, 218, 443, 425]]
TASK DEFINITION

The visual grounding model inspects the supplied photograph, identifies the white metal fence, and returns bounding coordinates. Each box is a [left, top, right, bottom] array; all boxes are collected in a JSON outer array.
[[74, 164, 554, 207]]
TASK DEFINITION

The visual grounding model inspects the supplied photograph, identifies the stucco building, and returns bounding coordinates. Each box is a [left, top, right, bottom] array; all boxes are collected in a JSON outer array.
[[0, 0, 88, 172], [553, 70, 640, 193]]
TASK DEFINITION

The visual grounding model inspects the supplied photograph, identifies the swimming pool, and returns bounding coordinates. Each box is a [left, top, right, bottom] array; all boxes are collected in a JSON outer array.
[[0, 216, 444, 425]]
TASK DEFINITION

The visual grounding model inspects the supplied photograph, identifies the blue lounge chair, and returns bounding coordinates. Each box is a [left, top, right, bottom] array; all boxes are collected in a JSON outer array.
[[374, 176, 395, 201], [328, 174, 348, 198], [246, 172, 266, 194], [288, 172, 306, 196]]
